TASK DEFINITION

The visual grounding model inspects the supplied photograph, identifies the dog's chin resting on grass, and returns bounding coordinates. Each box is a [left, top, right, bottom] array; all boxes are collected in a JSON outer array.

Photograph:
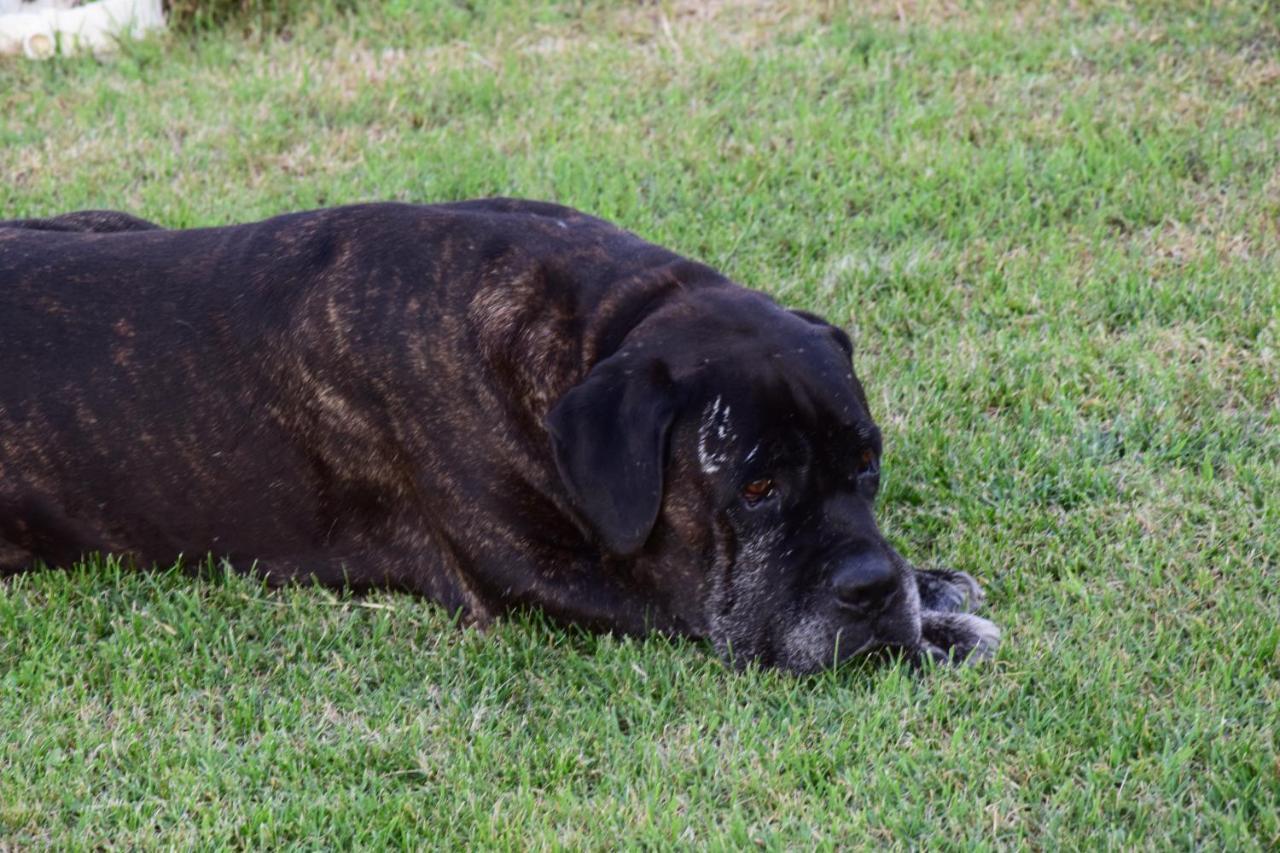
[[0, 200, 999, 674]]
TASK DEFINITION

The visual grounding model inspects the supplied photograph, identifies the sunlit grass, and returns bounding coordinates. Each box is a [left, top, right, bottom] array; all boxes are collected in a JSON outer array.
[[1, 1, 1278, 846]]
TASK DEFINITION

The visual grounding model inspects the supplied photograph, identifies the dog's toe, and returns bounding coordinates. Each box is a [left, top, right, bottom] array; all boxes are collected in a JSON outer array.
[[916, 568, 987, 613], [919, 611, 1000, 664], [950, 571, 986, 611]]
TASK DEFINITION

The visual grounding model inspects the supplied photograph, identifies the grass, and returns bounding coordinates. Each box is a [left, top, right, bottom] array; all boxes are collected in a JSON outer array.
[[2, 0, 1279, 846], [160, 0, 359, 35]]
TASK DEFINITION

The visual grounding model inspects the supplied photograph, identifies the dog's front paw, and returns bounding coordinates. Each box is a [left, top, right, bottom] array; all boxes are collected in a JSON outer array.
[[918, 611, 1000, 665], [915, 568, 986, 613]]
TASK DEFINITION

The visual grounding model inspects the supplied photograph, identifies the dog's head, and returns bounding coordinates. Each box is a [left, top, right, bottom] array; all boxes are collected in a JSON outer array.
[[547, 285, 921, 672]]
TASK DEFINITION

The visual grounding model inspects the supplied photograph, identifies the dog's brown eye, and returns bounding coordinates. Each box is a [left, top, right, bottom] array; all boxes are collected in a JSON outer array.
[[742, 478, 776, 504], [857, 449, 878, 476]]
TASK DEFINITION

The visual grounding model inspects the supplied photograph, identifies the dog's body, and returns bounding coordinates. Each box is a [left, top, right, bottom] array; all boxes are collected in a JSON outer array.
[[0, 200, 997, 671]]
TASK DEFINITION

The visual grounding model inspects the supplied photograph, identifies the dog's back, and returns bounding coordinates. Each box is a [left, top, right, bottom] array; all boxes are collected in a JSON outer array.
[[0, 210, 162, 234], [0, 211, 296, 573], [0, 201, 694, 580]]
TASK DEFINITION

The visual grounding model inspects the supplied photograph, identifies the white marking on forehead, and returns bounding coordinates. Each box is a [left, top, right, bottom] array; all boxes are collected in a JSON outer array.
[[697, 395, 736, 474]]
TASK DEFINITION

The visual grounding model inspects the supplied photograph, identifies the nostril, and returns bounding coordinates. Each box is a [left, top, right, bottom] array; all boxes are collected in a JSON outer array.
[[831, 554, 898, 608]]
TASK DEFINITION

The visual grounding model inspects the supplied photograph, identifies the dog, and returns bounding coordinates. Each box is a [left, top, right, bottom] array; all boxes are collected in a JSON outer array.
[[0, 199, 999, 672]]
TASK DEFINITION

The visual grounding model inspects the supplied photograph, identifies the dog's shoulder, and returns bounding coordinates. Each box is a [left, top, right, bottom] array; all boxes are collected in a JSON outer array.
[[417, 197, 653, 260], [430, 197, 599, 223]]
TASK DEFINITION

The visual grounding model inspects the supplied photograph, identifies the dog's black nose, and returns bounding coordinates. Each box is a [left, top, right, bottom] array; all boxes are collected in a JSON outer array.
[[831, 552, 898, 609]]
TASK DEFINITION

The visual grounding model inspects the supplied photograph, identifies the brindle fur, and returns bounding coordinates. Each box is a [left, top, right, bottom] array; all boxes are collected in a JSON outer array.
[[0, 200, 999, 672]]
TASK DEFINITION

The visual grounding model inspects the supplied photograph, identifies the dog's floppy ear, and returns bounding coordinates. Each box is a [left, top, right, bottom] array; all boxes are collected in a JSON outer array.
[[546, 354, 681, 557]]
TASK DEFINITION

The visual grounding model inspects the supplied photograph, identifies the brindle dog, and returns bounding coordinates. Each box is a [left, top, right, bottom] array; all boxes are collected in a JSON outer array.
[[0, 200, 998, 672]]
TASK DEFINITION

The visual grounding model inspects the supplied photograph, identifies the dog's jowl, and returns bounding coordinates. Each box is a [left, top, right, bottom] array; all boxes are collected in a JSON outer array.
[[0, 199, 999, 672]]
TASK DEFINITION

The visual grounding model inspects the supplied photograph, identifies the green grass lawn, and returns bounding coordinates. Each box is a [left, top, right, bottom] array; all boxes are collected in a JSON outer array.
[[2, 0, 1279, 846]]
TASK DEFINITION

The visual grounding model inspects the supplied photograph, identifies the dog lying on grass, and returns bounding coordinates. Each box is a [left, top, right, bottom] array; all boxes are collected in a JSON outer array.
[[0, 200, 999, 672]]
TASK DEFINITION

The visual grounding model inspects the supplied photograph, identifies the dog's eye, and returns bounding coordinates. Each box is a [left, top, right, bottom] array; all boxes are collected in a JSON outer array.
[[856, 448, 879, 478], [741, 478, 777, 505]]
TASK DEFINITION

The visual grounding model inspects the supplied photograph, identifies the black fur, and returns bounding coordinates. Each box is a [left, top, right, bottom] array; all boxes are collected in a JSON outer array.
[[0, 200, 999, 671]]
